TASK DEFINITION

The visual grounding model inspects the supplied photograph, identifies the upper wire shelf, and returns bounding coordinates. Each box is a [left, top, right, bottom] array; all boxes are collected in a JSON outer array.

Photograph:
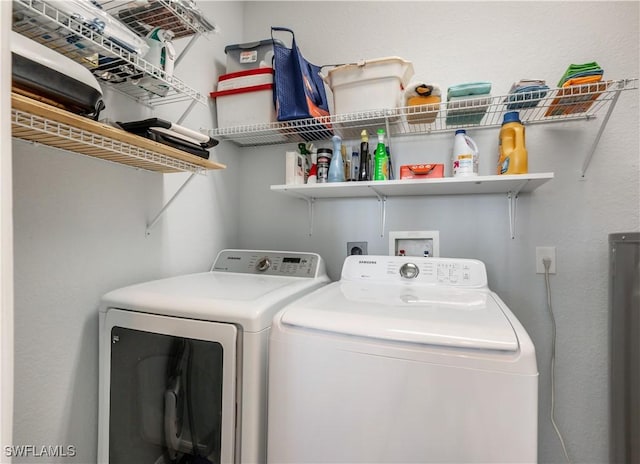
[[12, 0, 208, 106], [209, 78, 638, 147], [99, 0, 217, 39]]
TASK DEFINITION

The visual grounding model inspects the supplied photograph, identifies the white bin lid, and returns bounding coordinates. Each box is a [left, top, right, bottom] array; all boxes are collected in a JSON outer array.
[[280, 282, 519, 351], [323, 56, 415, 89]]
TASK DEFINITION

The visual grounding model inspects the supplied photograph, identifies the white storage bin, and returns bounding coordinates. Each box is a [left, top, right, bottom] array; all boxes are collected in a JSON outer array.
[[211, 69, 276, 128], [216, 68, 274, 91], [323, 57, 414, 115]]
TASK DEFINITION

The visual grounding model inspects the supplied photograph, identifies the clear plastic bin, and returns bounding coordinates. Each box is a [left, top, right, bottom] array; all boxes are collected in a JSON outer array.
[[224, 39, 283, 73]]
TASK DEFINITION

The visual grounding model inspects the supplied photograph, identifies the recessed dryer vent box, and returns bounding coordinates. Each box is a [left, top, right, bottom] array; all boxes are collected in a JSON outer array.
[[389, 231, 440, 257]]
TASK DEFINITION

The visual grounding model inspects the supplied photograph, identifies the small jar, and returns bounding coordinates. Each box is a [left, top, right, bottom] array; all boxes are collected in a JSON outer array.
[[316, 148, 332, 183]]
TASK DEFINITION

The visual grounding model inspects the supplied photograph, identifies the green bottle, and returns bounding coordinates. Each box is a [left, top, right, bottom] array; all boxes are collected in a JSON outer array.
[[373, 128, 388, 181]]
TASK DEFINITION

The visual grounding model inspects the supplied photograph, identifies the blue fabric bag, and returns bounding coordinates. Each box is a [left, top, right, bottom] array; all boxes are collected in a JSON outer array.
[[271, 27, 331, 122]]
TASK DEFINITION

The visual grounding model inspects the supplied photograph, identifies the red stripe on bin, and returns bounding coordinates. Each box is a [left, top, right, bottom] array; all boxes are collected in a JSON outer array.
[[218, 68, 274, 82], [210, 83, 273, 98]]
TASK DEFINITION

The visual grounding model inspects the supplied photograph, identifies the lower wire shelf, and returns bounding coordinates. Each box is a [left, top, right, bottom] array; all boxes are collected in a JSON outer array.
[[11, 92, 225, 174]]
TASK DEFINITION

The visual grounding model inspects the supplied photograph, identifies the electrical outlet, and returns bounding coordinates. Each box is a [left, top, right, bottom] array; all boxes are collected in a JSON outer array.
[[347, 241, 368, 256], [536, 246, 556, 274]]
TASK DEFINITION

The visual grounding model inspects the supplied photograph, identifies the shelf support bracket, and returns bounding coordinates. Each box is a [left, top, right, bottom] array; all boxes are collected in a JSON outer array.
[[177, 99, 199, 125], [146, 172, 199, 235], [370, 187, 387, 237], [307, 198, 315, 236], [507, 192, 518, 240], [580, 83, 624, 178], [506, 178, 529, 239], [175, 33, 202, 68]]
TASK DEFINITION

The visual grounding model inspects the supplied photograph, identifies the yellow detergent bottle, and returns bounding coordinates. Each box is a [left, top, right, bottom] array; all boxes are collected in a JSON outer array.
[[498, 111, 528, 174]]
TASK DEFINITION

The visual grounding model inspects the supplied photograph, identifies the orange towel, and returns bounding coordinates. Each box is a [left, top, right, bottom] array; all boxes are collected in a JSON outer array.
[[562, 75, 602, 87]]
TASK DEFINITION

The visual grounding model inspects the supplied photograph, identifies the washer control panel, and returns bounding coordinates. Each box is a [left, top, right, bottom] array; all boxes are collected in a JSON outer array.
[[212, 250, 323, 278], [342, 255, 487, 288]]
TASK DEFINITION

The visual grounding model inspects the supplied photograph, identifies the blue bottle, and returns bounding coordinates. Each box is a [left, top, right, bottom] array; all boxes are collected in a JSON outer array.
[[328, 135, 345, 182]]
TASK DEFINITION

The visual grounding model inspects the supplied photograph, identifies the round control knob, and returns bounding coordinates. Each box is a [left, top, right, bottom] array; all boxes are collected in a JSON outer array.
[[256, 257, 271, 272], [399, 262, 419, 279]]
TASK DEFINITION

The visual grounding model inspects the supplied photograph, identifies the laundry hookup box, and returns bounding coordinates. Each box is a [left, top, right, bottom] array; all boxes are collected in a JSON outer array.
[[210, 68, 276, 128]]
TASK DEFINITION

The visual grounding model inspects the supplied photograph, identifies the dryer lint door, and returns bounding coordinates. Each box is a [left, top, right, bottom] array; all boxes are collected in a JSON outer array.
[[101, 309, 237, 464]]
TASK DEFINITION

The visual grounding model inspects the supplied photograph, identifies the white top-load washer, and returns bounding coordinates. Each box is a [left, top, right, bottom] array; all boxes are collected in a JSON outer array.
[[97, 249, 329, 464], [267, 255, 538, 464]]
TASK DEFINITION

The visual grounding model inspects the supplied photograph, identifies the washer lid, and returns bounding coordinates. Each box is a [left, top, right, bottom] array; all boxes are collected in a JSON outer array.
[[280, 282, 519, 351]]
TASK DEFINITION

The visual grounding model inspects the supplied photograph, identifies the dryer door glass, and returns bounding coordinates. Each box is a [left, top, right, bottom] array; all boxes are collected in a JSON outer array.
[[103, 310, 237, 464]]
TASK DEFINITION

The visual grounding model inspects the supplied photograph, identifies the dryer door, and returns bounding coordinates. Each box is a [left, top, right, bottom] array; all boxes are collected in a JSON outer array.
[[100, 309, 237, 464]]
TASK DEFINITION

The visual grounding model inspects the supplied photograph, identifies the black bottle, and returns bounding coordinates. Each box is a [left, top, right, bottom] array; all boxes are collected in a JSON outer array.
[[358, 130, 370, 181]]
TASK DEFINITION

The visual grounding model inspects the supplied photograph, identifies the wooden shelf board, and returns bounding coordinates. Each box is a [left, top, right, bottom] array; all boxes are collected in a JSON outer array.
[[11, 93, 225, 173]]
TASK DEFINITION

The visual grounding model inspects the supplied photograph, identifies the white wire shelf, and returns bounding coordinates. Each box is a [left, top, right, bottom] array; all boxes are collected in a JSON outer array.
[[12, 0, 208, 107], [99, 0, 217, 39], [11, 93, 225, 174], [209, 78, 638, 146]]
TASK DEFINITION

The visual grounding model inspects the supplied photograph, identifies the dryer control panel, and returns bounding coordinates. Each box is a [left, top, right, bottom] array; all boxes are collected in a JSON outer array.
[[341, 255, 488, 288], [212, 250, 324, 278]]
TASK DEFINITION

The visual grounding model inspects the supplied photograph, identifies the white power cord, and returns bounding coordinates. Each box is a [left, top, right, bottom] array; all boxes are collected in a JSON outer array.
[[543, 257, 572, 464]]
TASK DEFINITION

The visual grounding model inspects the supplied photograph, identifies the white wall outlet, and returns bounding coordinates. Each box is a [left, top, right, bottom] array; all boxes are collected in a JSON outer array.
[[389, 231, 440, 257], [536, 246, 557, 274]]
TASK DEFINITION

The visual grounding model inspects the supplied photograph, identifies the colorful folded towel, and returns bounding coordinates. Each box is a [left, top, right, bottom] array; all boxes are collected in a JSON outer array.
[[446, 95, 491, 126], [447, 81, 492, 100], [505, 80, 550, 110], [562, 74, 603, 87], [558, 62, 603, 86], [508, 79, 546, 93]]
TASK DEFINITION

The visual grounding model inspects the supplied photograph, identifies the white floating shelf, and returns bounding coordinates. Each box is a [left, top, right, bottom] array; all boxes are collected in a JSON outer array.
[[271, 173, 554, 200], [272, 173, 554, 239]]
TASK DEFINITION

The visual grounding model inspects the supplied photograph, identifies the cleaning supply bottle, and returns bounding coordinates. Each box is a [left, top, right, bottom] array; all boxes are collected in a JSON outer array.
[[358, 130, 370, 181], [307, 150, 318, 184], [328, 135, 345, 182], [451, 129, 479, 177], [373, 128, 389, 181], [498, 111, 528, 175], [342, 144, 350, 181], [351, 148, 360, 181]]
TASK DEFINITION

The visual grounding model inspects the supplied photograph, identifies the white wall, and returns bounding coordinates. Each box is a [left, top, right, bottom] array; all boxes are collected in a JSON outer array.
[[10, 2, 245, 462], [237, 2, 639, 463], [1, 0, 15, 460]]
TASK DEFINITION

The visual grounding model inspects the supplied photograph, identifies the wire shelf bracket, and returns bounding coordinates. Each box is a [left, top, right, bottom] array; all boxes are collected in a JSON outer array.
[[146, 172, 199, 236]]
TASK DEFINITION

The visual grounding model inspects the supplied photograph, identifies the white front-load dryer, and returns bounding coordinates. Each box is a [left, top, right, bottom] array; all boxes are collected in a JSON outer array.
[[267, 255, 538, 464], [97, 249, 329, 464]]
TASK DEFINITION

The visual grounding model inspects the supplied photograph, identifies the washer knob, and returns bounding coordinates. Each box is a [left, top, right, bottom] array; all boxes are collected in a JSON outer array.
[[256, 257, 271, 272], [399, 262, 419, 279]]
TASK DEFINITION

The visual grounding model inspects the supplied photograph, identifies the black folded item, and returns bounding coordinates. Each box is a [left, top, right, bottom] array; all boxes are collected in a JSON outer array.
[[117, 118, 219, 159], [118, 118, 218, 148], [146, 129, 210, 159]]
